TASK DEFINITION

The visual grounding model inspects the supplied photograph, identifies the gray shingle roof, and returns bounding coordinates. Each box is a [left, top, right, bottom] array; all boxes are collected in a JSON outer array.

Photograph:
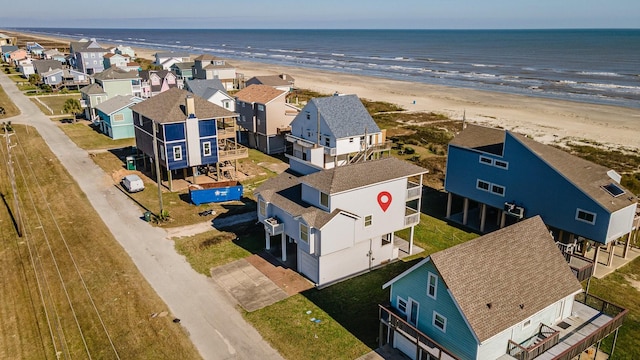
[[94, 95, 143, 115], [93, 67, 139, 81], [450, 124, 637, 212], [172, 61, 195, 70], [80, 83, 106, 95], [185, 78, 227, 98], [254, 171, 342, 229], [33, 60, 63, 74], [130, 87, 236, 124], [310, 94, 380, 139], [301, 157, 427, 194], [256, 157, 427, 227], [430, 216, 582, 342]]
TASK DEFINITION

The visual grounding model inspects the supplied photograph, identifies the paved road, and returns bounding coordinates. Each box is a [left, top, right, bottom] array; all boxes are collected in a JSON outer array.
[[0, 73, 283, 360]]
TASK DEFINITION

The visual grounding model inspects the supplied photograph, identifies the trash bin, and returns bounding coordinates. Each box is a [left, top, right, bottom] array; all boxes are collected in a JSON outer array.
[[144, 211, 152, 222], [126, 156, 136, 170]]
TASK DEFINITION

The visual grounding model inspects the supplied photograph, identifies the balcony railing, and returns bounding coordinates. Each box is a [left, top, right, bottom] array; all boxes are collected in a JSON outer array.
[[563, 253, 594, 282], [405, 207, 420, 226], [507, 324, 560, 360], [217, 127, 237, 139], [407, 181, 421, 200], [550, 293, 627, 360], [219, 146, 248, 161], [264, 217, 284, 235], [379, 304, 460, 360]]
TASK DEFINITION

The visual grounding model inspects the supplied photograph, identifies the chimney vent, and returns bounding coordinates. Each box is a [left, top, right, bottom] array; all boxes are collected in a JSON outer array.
[[186, 95, 196, 118]]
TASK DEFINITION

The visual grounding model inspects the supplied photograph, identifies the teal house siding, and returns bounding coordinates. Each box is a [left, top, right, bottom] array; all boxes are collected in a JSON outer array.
[[390, 260, 477, 360], [98, 107, 135, 140]]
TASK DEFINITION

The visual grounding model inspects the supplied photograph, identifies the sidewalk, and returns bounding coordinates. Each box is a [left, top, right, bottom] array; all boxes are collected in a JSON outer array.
[[0, 72, 283, 360]]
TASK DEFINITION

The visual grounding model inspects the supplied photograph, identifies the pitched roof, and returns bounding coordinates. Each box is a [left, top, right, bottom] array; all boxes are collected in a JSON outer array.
[[32, 60, 63, 74], [302, 157, 427, 194], [450, 124, 636, 212], [130, 87, 236, 124], [171, 61, 195, 70], [448, 124, 505, 155], [310, 94, 381, 139], [247, 75, 293, 87], [235, 84, 286, 104], [185, 78, 227, 99], [513, 133, 636, 212], [255, 171, 343, 228], [139, 70, 178, 93], [256, 157, 426, 227], [93, 67, 139, 81], [430, 216, 582, 342], [94, 95, 143, 115], [80, 83, 105, 95]]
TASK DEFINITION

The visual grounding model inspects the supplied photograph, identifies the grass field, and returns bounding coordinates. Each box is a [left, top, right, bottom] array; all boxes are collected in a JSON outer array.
[[0, 85, 20, 118], [0, 125, 201, 359]]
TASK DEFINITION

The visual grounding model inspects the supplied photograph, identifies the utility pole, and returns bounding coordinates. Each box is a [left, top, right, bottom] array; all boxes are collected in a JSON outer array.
[[152, 120, 164, 217], [4, 123, 22, 236]]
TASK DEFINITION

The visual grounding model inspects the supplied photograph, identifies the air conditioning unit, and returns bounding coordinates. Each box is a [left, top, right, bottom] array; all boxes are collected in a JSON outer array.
[[504, 202, 525, 219]]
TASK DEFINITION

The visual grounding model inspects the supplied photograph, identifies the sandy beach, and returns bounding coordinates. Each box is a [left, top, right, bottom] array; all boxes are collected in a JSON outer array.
[[6, 30, 640, 150]]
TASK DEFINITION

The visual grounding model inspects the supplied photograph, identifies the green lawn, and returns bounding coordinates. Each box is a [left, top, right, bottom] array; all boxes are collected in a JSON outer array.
[[586, 257, 640, 359], [58, 121, 135, 150], [174, 223, 264, 275], [35, 94, 83, 116]]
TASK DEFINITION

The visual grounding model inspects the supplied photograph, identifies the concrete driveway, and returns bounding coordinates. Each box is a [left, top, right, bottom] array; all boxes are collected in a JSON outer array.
[[0, 72, 283, 360]]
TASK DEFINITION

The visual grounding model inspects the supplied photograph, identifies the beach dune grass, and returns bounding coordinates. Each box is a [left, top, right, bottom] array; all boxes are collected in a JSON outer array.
[[0, 125, 201, 359]]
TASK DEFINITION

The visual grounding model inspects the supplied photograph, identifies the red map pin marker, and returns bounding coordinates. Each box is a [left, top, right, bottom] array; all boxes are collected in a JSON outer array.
[[377, 191, 392, 212]]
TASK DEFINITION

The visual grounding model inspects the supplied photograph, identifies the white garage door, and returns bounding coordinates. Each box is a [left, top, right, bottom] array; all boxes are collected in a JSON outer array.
[[394, 332, 417, 360]]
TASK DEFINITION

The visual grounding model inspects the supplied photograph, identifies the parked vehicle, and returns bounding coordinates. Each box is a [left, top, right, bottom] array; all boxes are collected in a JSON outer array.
[[121, 174, 145, 193]]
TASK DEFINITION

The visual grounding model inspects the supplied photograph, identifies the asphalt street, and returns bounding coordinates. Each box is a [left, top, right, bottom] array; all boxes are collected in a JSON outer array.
[[0, 72, 283, 360]]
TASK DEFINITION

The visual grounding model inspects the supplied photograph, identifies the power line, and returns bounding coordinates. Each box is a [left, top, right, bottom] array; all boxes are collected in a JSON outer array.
[[13, 129, 120, 360]]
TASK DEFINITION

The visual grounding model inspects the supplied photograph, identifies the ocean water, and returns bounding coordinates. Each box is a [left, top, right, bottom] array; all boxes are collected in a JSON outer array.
[[14, 28, 640, 109]]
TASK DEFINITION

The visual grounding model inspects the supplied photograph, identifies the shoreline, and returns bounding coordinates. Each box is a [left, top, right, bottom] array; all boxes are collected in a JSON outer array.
[[5, 29, 640, 151]]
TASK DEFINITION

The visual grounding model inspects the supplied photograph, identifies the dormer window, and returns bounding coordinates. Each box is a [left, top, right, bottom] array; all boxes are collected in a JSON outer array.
[[320, 192, 329, 207]]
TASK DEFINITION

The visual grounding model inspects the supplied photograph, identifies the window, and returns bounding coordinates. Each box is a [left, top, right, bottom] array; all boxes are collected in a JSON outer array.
[[113, 113, 124, 122], [50, 76, 56, 82], [325, 136, 330, 147], [397, 297, 407, 314], [306, 113, 310, 120], [522, 319, 531, 329], [349, 138, 354, 143], [409, 299, 419, 326], [364, 215, 372, 227], [479, 156, 493, 165], [491, 184, 505, 196], [173, 145, 182, 161], [576, 209, 596, 225], [224, 101, 229, 109], [477, 179, 490, 191], [257, 104, 264, 112], [83, 53, 88, 58], [320, 192, 329, 207], [433, 311, 447, 332], [159, 145, 165, 160], [300, 224, 309, 243], [259, 199, 267, 217], [427, 272, 438, 299], [494, 160, 509, 169], [202, 141, 212, 156]]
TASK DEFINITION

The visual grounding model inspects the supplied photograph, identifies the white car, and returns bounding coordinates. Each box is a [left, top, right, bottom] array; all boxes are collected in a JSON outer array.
[[121, 174, 145, 193]]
